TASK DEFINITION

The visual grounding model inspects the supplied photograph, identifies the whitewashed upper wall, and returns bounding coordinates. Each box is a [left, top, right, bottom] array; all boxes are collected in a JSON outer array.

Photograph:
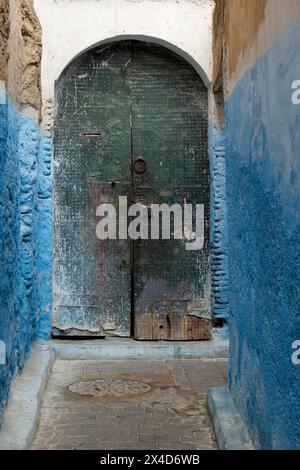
[[33, 0, 214, 128]]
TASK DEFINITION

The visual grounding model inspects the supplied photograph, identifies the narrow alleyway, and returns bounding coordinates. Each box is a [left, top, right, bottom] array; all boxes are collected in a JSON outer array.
[[31, 358, 227, 450]]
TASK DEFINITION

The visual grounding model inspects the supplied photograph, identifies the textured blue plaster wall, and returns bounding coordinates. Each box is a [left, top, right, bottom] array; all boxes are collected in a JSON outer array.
[[37, 132, 53, 340], [210, 123, 229, 319], [227, 22, 300, 449], [0, 91, 53, 425]]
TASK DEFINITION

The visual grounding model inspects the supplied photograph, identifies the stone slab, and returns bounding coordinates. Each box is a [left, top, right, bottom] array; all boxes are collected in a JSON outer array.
[[207, 385, 254, 450], [0, 342, 55, 450]]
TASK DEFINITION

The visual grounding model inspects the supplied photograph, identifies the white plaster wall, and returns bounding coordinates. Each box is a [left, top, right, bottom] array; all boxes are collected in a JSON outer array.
[[33, 0, 214, 128]]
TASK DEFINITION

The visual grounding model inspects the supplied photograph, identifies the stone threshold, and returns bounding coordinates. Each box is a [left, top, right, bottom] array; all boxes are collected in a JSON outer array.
[[52, 329, 229, 360]]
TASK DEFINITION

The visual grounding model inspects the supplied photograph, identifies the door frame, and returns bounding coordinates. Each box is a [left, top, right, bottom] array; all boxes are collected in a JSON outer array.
[[37, 36, 228, 339]]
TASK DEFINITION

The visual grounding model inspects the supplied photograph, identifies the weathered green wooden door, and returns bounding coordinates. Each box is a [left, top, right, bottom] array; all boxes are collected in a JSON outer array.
[[53, 41, 210, 339], [53, 44, 132, 336]]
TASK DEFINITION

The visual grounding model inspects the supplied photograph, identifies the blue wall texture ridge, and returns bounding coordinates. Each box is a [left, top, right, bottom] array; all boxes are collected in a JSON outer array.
[[0, 91, 53, 425], [227, 21, 300, 449], [210, 123, 230, 320], [37, 133, 53, 341]]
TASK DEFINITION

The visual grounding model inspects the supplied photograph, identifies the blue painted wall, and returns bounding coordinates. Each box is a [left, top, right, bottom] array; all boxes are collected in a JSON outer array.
[[210, 123, 230, 319], [227, 22, 300, 449], [37, 133, 53, 340], [0, 91, 53, 426]]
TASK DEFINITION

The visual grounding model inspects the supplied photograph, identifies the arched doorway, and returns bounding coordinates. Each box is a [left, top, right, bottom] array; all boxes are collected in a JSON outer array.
[[53, 40, 210, 340]]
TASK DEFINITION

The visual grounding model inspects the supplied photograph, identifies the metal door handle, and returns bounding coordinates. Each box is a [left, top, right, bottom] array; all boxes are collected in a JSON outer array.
[[133, 157, 147, 174]]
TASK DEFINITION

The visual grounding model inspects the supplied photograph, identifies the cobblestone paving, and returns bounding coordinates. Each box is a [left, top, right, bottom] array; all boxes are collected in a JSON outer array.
[[31, 358, 227, 450]]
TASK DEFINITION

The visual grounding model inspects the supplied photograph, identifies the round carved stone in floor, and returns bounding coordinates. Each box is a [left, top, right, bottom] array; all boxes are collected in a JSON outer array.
[[68, 378, 151, 397]]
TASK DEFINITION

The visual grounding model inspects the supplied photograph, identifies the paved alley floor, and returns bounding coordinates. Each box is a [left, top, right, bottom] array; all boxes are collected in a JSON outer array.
[[31, 358, 227, 450]]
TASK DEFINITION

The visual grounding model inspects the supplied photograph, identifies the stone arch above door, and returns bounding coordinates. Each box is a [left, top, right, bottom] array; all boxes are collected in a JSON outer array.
[[34, 0, 213, 130], [57, 35, 210, 89]]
